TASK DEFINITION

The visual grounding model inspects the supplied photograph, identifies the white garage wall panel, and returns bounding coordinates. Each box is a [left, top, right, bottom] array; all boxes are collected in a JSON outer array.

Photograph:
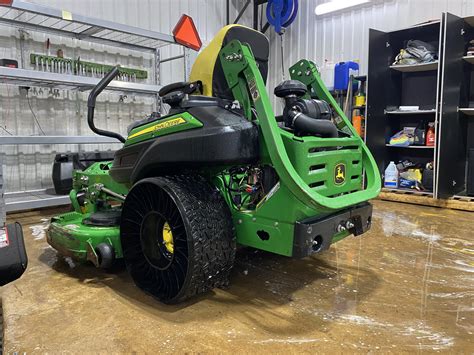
[[0, 0, 227, 193], [266, 0, 474, 108], [3, 0, 474, 194], [29, 0, 228, 83]]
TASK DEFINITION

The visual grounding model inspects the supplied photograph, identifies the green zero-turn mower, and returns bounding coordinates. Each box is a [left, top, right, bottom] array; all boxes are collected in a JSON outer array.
[[46, 24, 381, 304]]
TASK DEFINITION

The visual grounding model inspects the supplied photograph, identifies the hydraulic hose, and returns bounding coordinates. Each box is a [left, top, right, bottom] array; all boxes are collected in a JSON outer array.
[[288, 110, 338, 138], [87, 66, 125, 143]]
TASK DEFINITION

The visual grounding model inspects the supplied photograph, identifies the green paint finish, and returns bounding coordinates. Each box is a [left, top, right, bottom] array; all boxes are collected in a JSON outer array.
[[48, 38, 376, 262], [220, 40, 380, 214], [289, 59, 381, 199], [221, 180, 353, 257], [51, 162, 129, 263], [124, 112, 203, 146], [219, 40, 380, 256], [46, 162, 127, 263], [231, 186, 307, 257], [73, 161, 128, 195], [281, 133, 364, 197], [234, 212, 295, 256], [72, 162, 128, 214], [47, 211, 122, 260], [69, 189, 81, 213]]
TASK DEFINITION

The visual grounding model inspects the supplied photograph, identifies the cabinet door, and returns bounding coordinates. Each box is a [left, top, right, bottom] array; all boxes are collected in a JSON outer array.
[[366, 29, 391, 174], [436, 12, 467, 198]]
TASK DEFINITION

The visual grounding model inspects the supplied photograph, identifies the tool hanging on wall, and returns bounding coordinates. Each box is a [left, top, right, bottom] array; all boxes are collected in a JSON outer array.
[[266, 0, 298, 81], [45, 38, 50, 56]]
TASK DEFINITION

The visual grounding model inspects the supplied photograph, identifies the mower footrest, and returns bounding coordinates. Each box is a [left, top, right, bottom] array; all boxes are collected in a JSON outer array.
[[292, 202, 373, 258]]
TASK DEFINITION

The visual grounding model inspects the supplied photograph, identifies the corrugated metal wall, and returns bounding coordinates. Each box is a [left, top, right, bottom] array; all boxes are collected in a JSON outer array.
[[265, 0, 474, 109], [0, 0, 227, 193], [2, 0, 474, 194]]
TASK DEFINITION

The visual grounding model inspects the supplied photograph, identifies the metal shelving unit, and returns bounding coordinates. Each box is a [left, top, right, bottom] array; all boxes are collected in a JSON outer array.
[[0, 135, 118, 145], [458, 107, 474, 116], [0, 0, 189, 213], [382, 187, 433, 197], [4, 189, 70, 213], [385, 109, 436, 115], [0, 67, 161, 94], [0, 0, 175, 51], [389, 61, 439, 72], [385, 144, 435, 149], [462, 55, 474, 64], [451, 191, 474, 202]]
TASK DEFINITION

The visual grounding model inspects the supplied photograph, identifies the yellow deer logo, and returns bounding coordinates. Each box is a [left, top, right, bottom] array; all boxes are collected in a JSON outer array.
[[334, 163, 346, 185]]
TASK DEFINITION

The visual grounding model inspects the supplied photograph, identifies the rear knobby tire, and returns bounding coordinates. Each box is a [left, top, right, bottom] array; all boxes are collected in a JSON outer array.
[[120, 175, 236, 304]]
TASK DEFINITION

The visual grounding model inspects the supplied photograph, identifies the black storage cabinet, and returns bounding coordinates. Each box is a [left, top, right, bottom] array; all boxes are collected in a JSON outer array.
[[441, 14, 474, 198], [366, 14, 474, 199]]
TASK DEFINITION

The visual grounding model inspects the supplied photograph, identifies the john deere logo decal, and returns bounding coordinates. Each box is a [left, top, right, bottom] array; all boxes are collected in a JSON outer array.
[[152, 117, 186, 132], [334, 163, 346, 185]]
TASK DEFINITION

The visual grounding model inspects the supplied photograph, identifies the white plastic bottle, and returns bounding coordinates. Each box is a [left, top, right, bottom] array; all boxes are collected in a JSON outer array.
[[384, 161, 399, 188]]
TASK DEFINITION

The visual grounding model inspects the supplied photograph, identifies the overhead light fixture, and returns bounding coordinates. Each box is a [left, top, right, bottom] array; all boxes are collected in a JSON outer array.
[[315, 0, 370, 16]]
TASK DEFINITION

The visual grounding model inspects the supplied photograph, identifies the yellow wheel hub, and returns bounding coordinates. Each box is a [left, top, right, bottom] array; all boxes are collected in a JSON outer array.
[[162, 222, 174, 254]]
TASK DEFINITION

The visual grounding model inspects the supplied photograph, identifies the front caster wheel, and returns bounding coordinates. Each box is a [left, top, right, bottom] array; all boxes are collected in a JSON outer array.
[[95, 242, 115, 269], [120, 175, 235, 304]]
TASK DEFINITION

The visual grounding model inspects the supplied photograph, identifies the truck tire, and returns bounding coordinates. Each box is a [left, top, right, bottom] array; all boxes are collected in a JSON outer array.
[[120, 175, 235, 304]]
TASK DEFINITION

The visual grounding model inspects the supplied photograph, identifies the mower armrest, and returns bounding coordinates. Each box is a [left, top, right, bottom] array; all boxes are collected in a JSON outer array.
[[159, 81, 203, 97]]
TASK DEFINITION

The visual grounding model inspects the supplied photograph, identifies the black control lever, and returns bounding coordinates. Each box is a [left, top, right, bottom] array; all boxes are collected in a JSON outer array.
[[87, 66, 125, 143]]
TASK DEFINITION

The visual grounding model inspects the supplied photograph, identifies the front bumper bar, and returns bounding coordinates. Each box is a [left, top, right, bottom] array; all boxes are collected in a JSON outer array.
[[292, 202, 373, 258]]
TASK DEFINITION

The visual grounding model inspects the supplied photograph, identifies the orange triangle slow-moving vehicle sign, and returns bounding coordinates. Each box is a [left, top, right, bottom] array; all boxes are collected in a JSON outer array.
[[173, 14, 202, 51]]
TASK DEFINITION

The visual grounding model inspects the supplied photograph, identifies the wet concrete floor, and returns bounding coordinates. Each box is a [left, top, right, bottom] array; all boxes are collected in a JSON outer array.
[[2, 200, 473, 353]]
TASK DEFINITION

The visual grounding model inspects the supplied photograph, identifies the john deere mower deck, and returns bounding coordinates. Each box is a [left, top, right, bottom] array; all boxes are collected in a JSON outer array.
[[47, 24, 380, 304]]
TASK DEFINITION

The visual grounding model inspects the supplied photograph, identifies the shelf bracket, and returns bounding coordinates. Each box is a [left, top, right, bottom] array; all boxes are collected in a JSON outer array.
[[76, 26, 103, 40]]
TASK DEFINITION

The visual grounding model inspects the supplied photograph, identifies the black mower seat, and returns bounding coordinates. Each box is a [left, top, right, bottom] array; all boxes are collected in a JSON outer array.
[[155, 25, 268, 115], [189, 24, 269, 99]]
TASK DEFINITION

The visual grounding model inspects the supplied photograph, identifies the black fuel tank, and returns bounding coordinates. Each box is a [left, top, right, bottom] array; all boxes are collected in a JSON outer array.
[[109, 106, 259, 184]]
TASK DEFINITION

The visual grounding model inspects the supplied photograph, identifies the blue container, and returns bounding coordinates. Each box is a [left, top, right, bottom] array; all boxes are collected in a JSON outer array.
[[334, 61, 359, 91]]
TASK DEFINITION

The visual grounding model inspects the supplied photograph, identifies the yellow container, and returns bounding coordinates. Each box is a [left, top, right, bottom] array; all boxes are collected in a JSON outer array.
[[355, 94, 365, 107]]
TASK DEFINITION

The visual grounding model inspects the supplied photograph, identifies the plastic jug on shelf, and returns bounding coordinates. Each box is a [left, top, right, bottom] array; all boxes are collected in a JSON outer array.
[[384, 161, 399, 188]]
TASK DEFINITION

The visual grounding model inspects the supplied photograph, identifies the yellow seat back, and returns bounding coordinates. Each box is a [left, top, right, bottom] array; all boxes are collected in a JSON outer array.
[[189, 24, 269, 99]]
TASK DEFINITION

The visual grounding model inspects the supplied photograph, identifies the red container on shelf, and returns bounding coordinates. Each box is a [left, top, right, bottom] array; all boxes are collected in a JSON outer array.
[[426, 123, 435, 146]]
